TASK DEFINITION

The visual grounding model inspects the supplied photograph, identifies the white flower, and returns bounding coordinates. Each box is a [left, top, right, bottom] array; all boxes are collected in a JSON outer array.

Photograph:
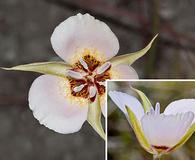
[[3, 13, 157, 139], [109, 89, 195, 157]]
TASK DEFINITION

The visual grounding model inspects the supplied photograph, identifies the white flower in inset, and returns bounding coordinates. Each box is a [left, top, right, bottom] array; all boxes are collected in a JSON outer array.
[[109, 89, 195, 157], [2, 13, 157, 139]]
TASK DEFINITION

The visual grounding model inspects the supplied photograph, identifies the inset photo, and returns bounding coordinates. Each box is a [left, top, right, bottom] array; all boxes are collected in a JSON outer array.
[[107, 80, 195, 160]]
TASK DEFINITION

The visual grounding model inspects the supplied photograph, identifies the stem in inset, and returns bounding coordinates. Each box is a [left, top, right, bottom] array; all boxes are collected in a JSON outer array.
[[153, 154, 162, 160]]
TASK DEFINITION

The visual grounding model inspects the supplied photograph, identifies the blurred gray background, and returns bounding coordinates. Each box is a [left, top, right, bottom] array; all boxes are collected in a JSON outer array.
[[1, 0, 195, 159]]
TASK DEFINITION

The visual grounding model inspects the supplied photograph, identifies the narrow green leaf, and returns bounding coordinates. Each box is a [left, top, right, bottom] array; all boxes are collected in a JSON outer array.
[[110, 34, 158, 67], [87, 95, 105, 140], [126, 106, 153, 154], [131, 87, 152, 112], [2, 61, 71, 77], [168, 123, 195, 153]]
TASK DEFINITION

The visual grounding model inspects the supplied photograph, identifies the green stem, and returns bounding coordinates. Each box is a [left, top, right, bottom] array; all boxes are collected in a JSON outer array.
[[153, 154, 162, 160]]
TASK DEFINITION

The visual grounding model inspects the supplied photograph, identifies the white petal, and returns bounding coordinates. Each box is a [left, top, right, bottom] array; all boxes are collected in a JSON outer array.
[[111, 65, 138, 79], [164, 99, 195, 123], [108, 91, 144, 121], [28, 75, 88, 134], [96, 62, 111, 74], [51, 13, 119, 62], [141, 112, 194, 147]]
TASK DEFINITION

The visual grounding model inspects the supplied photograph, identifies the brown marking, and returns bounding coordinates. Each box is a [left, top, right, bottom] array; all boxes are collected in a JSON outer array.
[[71, 84, 89, 98], [89, 94, 97, 102], [96, 84, 105, 95], [86, 77, 94, 86], [95, 71, 110, 82], [74, 62, 88, 72], [152, 145, 170, 153], [83, 55, 100, 71], [94, 69, 111, 95], [68, 78, 86, 87]]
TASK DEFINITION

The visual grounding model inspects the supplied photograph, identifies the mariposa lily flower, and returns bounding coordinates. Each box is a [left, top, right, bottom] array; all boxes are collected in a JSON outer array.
[[2, 13, 157, 139], [109, 88, 195, 158]]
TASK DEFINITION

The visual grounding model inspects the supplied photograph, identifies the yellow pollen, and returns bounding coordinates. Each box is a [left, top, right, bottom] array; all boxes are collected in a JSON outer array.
[[69, 48, 106, 65], [58, 78, 88, 106]]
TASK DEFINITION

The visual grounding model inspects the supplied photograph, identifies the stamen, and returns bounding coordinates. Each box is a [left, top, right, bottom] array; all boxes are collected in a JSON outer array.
[[96, 62, 111, 74], [155, 102, 160, 115], [89, 86, 97, 98], [73, 84, 85, 93], [67, 54, 111, 99], [97, 81, 106, 87], [67, 70, 84, 79], [79, 58, 89, 70]]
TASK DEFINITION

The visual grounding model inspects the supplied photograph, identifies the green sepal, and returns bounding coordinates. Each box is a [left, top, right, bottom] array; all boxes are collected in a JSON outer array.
[[126, 106, 153, 154], [2, 61, 71, 77], [131, 87, 152, 112], [168, 123, 195, 153], [87, 95, 105, 140], [110, 34, 158, 67]]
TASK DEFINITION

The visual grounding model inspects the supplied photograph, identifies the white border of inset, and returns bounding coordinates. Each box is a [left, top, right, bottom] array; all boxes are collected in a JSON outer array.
[[105, 79, 108, 160], [105, 79, 195, 160]]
